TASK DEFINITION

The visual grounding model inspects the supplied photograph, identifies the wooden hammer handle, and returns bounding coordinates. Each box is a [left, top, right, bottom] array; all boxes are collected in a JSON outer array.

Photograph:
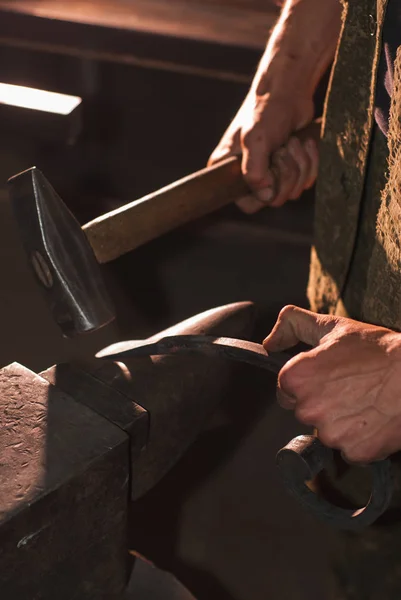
[[83, 119, 321, 264]]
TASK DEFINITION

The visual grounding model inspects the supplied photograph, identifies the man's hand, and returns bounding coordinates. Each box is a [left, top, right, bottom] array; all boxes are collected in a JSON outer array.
[[208, 88, 319, 213], [208, 0, 342, 214], [264, 306, 401, 464]]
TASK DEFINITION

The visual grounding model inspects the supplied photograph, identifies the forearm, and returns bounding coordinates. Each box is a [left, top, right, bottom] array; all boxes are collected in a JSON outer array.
[[254, 0, 343, 96]]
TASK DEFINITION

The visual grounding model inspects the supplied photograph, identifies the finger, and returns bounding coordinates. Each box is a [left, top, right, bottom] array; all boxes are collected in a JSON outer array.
[[208, 127, 242, 167], [304, 138, 319, 189], [263, 305, 337, 351], [235, 195, 267, 214], [341, 440, 386, 465], [241, 127, 276, 204], [316, 413, 372, 452], [286, 137, 312, 200], [277, 349, 320, 410], [209, 126, 265, 214], [267, 147, 300, 207], [315, 407, 393, 463], [339, 413, 393, 464], [276, 356, 303, 410], [242, 151, 275, 204], [340, 451, 369, 467], [276, 383, 297, 410]]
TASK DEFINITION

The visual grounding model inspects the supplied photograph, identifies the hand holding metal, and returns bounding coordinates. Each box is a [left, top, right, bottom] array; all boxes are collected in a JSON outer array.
[[97, 333, 394, 530]]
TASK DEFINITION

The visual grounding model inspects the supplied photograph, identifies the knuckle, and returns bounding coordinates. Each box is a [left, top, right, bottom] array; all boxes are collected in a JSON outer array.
[[284, 356, 306, 382], [245, 171, 268, 189], [242, 162, 270, 189], [295, 158, 310, 181], [277, 367, 295, 395], [305, 138, 319, 159], [254, 188, 274, 204], [294, 405, 318, 425], [286, 142, 302, 164], [342, 437, 383, 464], [278, 305, 297, 320], [268, 191, 286, 207], [278, 356, 310, 399], [342, 446, 371, 465], [278, 365, 302, 400], [318, 428, 341, 449], [276, 386, 296, 410], [269, 197, 288, 208], [289, 135, 303, 153]]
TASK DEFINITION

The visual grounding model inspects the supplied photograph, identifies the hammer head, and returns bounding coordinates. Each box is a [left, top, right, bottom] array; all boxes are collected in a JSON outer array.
[[8, 167, 115, 337]]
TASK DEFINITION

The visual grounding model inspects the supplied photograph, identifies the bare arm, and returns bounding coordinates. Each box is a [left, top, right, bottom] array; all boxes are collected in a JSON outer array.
[[209, 0, 342, 212], [259, 0, 343, 97]]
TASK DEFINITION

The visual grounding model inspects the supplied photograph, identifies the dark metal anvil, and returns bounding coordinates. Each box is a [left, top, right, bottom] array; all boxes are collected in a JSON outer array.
[[0, 302, 255, 598]]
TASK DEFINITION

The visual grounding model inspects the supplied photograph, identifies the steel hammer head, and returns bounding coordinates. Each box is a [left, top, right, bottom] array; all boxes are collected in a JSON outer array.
[[8, 167, 115, 336]]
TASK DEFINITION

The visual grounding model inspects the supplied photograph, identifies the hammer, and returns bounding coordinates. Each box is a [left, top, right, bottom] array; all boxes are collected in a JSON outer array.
[[8, 121, 321, 337]]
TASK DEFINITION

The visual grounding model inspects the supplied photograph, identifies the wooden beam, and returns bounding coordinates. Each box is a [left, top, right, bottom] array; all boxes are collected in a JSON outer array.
[[0, 0, 278, 49]]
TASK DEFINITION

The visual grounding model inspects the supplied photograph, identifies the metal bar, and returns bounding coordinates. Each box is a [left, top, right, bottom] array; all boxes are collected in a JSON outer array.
[[96, 334, 290, 374]]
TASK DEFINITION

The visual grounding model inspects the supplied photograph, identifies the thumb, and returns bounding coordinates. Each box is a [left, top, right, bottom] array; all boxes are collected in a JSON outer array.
[[263, 305, 337, 352], [208, 126, 242, 167]]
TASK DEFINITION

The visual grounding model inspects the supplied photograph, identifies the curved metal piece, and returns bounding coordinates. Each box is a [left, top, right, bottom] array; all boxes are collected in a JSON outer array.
[[97, 334, 395, 529], [96, 334, 290, 374], [276, 435, 394, 530]]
